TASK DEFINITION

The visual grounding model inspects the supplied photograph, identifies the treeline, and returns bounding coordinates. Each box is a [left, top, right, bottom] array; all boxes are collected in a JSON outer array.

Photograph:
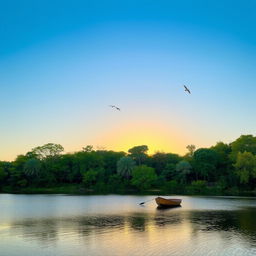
[[0, 135, 256, 195]]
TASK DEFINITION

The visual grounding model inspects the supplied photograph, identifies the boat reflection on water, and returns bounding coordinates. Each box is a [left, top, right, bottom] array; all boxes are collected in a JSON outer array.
[[156, 205, 182, 210]]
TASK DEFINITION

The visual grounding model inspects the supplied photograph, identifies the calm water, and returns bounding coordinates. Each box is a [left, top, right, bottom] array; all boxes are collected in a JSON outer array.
[[0, 194, 256, 256]]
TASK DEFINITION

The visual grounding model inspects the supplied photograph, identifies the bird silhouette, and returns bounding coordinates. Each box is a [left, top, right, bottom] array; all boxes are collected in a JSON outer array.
[[109, 105, 121, 111], [183, 85, 191, 94]]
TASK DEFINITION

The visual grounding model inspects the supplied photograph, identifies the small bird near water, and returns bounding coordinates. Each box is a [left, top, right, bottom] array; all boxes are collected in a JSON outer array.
[[183, 85, 191, 94]]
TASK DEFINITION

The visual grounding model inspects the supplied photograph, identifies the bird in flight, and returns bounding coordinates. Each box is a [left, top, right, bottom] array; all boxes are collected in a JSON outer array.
[[183, 85, 191, 94], [109, 105, 121, 111]]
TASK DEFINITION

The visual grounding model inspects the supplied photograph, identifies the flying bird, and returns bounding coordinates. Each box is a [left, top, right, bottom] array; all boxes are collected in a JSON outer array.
[[109, 105, 121, 111], [183, 85, 191, 94]]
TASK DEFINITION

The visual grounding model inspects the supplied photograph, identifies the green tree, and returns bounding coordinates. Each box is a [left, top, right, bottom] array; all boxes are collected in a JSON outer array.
[[151, 152, 169, 175], [3, 135, 256, 194], [0, 162, 11, 185], [107, 174, 124, 192], [186, 144, 196, 157], [234, 152, 256, 184], [164, 180, 180, 193], [31, 143, 64, 160], [23, 158, 42, 177], [193, 148, 219, 181], [82, 169, 99, 187], [73, 151, 104, 173], [128, 145, 148, 165], [151, 152, 180, 175], [162, 163, 177, 180], [131, 165, 157, 190], [82, 145, 94, 152], [211, 142, 233, 185], [98, 150, 125, 177], [10, 155, 30, 187], [117, 156, 136, 179], [211, 142, 232, 169], [189, 180, 207, 194], [53, 154, 78, 183], [230, 135, 256, 161], [0, 167, 7, 184], [176, 160, 192, 184]]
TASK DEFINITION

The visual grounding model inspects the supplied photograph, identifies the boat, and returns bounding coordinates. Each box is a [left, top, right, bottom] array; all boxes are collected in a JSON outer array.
[[155, 197, 182, 207]]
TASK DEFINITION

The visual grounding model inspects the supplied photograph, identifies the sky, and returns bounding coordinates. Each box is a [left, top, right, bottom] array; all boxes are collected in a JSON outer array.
[[1, 0, 256, 161]]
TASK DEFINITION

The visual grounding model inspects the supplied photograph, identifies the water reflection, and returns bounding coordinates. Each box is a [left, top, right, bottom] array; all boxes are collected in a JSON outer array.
[[189, 209, 256, 241], [0, 195, 256, 256], [128, 215, 147, 231], [4, 210, 256, 244], [156, 205, 182, 211]]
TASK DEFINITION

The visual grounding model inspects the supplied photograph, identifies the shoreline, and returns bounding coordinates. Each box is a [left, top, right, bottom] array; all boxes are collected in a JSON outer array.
[[1, 185, 255, 197]]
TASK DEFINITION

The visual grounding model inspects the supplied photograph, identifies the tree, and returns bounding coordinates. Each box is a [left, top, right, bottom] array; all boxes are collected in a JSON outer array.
[[151, 152, 180, 175], [98, 150, 125, 176], [10, 155, 30, 187], [211, 142, 231, 155], [107, 174, 124, 192], [186, 145, 196, 157], [211, 142, 233, 182], [23, 158, 42, 177], [234, 152, 256, 184], [128, 145, 148, 165], [193, 148, 219, 181], [211, 142, 231, 168], [31, 143, 64, 160], [164, 180, 179, 193], [176, 160, 192, 184], [189, 180, 207, 194], [2, 134, 256, 194], [0, 167, 7, 184], [131, 165, 157, 190], [82, 145, 94, 152], [0, 162, 11, 185], [82, 169, 100, 187], [162, 163, 177, 180], [230, 135, 256, 161], [72, 151, 104, 179], [151, 152, 169, 175], [117, 156, 136, 179]]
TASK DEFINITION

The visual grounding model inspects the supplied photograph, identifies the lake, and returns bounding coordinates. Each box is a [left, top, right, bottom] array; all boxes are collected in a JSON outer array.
[[0, 194, 256, 256]]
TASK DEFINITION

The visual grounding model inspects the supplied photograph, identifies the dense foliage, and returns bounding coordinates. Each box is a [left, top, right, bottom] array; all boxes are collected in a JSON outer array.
[[1, 135, 256, 195]]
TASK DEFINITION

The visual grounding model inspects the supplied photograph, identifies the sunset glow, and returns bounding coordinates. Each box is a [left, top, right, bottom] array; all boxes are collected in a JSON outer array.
[[93, 121, 187, 155], [1, 0, 256, 160]]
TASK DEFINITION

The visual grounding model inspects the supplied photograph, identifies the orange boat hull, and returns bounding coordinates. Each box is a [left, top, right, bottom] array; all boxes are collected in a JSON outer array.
[[155, 197, 182, 207]]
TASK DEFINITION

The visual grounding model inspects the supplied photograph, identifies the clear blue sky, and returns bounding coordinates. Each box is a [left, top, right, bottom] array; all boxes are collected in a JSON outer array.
[[1, 0, 256, 160]]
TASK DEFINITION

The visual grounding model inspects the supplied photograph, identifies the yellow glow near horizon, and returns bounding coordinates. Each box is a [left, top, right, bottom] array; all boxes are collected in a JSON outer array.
[[93, 120, 188, 155], [1, 118, 190, 161]]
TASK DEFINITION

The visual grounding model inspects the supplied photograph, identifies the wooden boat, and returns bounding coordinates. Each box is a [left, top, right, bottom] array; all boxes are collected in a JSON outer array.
[[155, 197, 182, 207]]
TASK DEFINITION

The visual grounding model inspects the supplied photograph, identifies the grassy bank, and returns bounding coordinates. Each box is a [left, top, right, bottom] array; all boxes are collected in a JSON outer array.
[[1, 185, 256, 197]]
